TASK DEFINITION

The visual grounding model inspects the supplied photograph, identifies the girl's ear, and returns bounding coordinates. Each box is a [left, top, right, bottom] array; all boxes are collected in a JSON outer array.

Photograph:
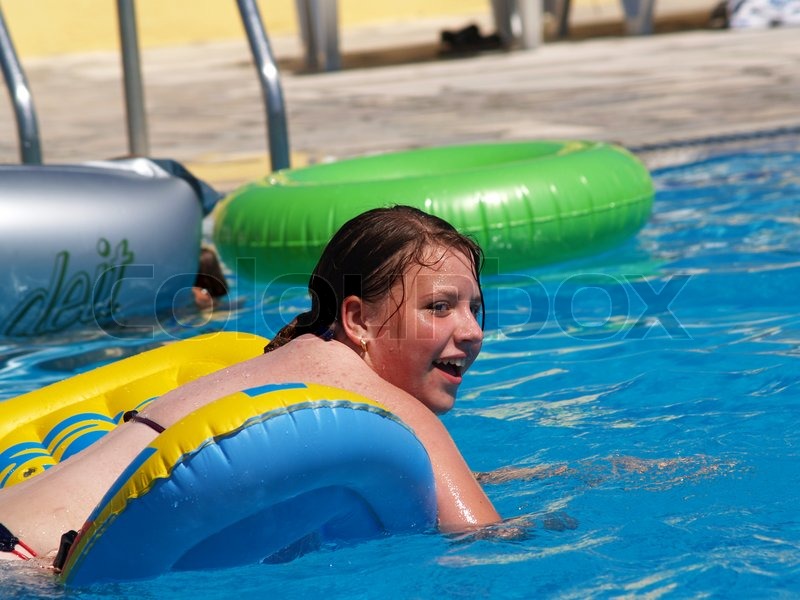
[[339, 295, 369, 347]]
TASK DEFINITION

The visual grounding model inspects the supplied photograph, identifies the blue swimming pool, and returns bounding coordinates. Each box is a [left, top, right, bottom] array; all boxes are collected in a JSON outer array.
[[1, 144, 798, 598]]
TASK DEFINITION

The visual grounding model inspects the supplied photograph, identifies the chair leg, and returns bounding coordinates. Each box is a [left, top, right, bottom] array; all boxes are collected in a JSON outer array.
[[620, 0, 656, 35], [546, 0, 571, 38], [295, 0, 341, 71], [295, 0, 319, 70], [490, 0, 516, 47], [517, 0, 544, 49], [491, 0, 545, 49]]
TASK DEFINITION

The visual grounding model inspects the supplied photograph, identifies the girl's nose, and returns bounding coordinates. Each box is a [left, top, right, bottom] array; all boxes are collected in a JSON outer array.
[[456, 306, 483, 345]]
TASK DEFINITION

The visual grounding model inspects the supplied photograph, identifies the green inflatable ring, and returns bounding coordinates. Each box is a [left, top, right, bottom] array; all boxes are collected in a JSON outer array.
[[213, 141, 653, 282]]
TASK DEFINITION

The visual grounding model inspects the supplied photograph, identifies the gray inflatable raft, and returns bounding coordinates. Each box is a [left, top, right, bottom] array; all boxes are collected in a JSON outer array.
[[0, 158, 218, 337]]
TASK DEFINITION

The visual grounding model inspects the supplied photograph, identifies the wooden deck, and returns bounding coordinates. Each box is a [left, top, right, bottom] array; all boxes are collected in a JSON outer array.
[[1, 15, 797, 189]]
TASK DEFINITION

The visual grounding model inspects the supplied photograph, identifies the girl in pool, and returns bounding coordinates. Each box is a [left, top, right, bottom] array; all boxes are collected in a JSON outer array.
[[0, 205, 500, 564]]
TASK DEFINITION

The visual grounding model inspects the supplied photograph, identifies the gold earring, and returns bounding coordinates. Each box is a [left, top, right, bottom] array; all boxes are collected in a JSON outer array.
[[359, 338, 368, 354]]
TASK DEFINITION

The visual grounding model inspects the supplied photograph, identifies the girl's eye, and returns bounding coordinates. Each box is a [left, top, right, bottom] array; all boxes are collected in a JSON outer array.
[[471, 303, 483, 318], [429, 301, 450, 314]]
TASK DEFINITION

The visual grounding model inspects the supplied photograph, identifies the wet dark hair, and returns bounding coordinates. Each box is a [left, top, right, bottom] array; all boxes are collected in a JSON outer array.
[[194, 247, 229, 298], [264, 205, 484, 352]]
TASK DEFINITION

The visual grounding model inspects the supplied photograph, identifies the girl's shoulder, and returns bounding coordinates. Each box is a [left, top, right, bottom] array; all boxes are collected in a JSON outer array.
[[260, 336, 430, 420]]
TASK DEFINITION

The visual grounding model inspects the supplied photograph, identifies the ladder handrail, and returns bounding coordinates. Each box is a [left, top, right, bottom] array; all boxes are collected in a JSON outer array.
[[1, 1, 291, 172], [117, 0, 150, 156], [0, 2, 42, 164], [236, 0, 291, 171]]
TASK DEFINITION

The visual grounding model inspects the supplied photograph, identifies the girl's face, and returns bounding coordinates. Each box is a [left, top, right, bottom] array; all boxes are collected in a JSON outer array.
[[363, 246, 483, 414]]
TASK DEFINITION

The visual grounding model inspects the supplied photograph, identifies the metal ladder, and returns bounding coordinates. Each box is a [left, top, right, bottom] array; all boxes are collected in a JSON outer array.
[[0, 0, 291, 171]]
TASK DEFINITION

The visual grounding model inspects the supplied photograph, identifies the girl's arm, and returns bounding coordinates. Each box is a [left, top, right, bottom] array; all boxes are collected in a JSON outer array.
[[410, 412, 500, 532]]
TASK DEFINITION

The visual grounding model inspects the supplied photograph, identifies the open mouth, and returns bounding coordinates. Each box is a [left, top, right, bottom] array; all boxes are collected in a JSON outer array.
[[433, 359, 465, 379]]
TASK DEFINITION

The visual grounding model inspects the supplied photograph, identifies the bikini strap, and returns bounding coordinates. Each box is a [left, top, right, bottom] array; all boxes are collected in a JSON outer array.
[[0, 523, 19, 553], [0, 522, 37, 559], [123, 410, 166, 434]]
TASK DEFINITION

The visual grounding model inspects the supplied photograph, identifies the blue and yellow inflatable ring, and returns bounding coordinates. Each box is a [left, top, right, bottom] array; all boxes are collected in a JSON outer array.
[[0, 334, 436, 586]]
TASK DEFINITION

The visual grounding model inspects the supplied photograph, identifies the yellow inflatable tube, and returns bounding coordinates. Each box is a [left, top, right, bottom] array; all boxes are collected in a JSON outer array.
[[0, 332, 267, 488]]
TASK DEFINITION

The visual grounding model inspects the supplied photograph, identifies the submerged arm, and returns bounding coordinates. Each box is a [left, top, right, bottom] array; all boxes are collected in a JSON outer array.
[[413, 414, 500, 532]]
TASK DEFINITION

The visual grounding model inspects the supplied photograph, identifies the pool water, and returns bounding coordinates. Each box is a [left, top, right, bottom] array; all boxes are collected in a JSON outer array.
[[1, 147, 799, 598]]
